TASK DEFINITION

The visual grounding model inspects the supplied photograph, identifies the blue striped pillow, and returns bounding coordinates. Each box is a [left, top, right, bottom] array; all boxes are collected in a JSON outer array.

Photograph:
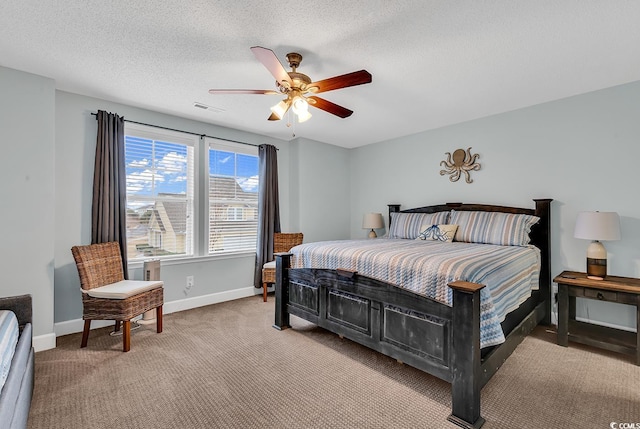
[[388, 212, 450, 239], [450, 210, 540, 246], [0, 310, 19, 391]]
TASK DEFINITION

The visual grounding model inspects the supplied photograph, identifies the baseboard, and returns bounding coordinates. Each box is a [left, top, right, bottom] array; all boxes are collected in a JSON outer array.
[[54, 319, 115, 338], [575, 316, 636, 333], [548, 311, 635, 333], [50, 287, 258, 349], [33, 333, 56, 352], [163, 286, 255, 314]]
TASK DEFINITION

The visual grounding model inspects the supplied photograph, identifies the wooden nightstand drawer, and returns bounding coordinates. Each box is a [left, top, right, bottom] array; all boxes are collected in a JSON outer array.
[[583, 288, 617, 301]]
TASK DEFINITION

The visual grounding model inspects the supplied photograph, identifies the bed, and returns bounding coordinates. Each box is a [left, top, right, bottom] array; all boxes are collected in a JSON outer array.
[[272, 200, 552, 429], [0, 295, 34, 429]]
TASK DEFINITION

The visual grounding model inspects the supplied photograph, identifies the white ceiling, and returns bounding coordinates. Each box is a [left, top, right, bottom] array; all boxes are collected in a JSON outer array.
[[2, 1, 640, 149]]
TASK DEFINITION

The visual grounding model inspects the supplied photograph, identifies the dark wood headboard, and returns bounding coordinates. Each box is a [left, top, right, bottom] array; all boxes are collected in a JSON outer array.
[[388, 199, 553, 324]]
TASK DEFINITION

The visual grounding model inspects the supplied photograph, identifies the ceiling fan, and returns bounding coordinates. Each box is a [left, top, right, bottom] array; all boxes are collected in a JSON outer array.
[[209, 46, 372, 123]]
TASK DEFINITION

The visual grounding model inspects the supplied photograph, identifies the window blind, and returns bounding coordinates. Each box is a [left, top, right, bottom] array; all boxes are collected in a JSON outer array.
[[124, 123, 196, 260], [206, 137, 259, 254]]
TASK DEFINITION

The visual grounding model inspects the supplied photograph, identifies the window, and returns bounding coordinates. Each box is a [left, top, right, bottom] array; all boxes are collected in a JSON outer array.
[[207, 137, 259, 254], [124, 123, 259, 261], [226, 207, 244, 221], [124, 123, 196, 260]]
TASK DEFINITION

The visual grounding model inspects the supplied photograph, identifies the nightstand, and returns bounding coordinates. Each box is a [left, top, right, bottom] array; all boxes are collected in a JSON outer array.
[[554, 271, 640, 365]]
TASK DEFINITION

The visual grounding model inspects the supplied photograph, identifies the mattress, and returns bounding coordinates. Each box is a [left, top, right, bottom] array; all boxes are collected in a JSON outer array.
[[0, 310, 19, 392], [290, 238, 541, 348]]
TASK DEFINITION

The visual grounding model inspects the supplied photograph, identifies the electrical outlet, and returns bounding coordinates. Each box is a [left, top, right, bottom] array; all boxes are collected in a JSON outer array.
[[186, 275, 194, 289]]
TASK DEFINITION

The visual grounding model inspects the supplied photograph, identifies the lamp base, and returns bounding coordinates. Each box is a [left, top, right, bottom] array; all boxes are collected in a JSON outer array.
[[368, 229, 377, 239], [586, 257, 607, 280]]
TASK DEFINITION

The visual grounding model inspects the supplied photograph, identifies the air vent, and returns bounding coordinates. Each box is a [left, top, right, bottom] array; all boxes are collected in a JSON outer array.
[[193, 102, 225, 113]]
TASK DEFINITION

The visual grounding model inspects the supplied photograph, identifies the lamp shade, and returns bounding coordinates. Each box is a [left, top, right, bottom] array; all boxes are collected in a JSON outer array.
[[291, 96, 309, 115], [574, 211, 621, 241], [270, 100, 290, 120], [296, 109, 312, 123], [362, 213, 384, 230]]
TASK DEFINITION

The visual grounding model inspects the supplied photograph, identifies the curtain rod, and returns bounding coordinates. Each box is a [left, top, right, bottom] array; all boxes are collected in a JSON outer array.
[[91, 112, 273, 149]]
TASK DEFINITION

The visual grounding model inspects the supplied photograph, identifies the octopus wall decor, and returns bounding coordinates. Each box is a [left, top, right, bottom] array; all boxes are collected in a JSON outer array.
[[439, 147, 481, 183]]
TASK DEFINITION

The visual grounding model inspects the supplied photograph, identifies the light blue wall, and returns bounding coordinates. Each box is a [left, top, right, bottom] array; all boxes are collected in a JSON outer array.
[[0, 66, 55, 337], [349, 80, 640, 329], [289, 137, 351, 243], [53, 91, 294, 323]]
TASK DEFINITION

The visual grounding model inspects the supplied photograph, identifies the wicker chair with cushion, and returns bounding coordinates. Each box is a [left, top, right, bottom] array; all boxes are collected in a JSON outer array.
[[71, 242, 164, 352], [261, 232, 303, 302]]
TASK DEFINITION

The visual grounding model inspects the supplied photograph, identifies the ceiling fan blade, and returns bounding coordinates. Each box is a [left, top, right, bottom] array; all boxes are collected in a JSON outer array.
[[209, 89, 278, 95], [268, 113, 280, 121], [307, 96, 353, 118], [308, 70, 372, 94], [250, 46, 292, 87]]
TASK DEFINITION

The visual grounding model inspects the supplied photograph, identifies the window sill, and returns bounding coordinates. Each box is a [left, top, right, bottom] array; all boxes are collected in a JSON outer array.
[[127, 251, 256, 269]]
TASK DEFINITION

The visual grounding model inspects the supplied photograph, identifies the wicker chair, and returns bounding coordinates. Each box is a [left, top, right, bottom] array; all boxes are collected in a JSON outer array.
[[71, 242, 164, 352], [261, 232, 303, 302]]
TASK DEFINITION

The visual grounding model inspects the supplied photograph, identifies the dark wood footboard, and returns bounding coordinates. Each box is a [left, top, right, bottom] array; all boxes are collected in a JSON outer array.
[[274, 256, 488, 427], [273, 199, 552, 429]]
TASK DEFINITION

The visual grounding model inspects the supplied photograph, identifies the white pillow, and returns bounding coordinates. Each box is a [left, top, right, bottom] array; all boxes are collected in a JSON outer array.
[[416, 224, 459, 242]]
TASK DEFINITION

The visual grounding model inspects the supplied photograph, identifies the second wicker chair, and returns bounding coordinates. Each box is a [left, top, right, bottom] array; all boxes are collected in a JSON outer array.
[[261, 232, 303, 302]]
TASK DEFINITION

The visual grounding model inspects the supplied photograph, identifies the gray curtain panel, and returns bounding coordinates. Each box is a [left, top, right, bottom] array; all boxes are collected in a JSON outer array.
[[92, 110, 129, 279], [254, 144, 281, 288]]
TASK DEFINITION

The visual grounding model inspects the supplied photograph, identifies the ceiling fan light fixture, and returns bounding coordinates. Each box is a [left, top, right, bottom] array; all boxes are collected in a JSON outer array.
[[291, 96, 309, 115], [296, 109, 312, 123], [270, 99, 290, 120]]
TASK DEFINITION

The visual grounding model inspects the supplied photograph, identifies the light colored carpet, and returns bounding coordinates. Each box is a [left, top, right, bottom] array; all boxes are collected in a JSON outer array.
[[29, 296, 640, 429]]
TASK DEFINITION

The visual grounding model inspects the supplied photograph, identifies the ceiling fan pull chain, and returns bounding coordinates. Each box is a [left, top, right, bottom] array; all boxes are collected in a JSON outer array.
[[286, 109, 296, 137]]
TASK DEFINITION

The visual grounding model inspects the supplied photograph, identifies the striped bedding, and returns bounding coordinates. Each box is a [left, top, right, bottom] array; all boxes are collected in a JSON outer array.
[[0, 310, 19, 391], [290, 238, 541, 348]]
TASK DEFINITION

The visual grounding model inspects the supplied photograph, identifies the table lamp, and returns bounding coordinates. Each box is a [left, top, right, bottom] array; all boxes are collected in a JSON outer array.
[[573, 211, 621, 280], [362, 213, 384, 238]]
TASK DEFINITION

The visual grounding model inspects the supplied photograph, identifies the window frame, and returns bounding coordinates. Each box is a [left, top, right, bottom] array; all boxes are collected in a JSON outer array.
[[124, 122, 199, 262], [124, 123, 260, 266], [226, 207, 244, 221]]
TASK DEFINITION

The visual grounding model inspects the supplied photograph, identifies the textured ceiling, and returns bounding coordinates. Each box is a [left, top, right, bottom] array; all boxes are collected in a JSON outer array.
[[2, 1, 640, 148]]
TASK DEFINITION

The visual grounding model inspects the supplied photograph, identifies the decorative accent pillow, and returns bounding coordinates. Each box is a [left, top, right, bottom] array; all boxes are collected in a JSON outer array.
[[417, 224, 459, 242], [388, 212, 450, 239], [449, 210, 540, 246]]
